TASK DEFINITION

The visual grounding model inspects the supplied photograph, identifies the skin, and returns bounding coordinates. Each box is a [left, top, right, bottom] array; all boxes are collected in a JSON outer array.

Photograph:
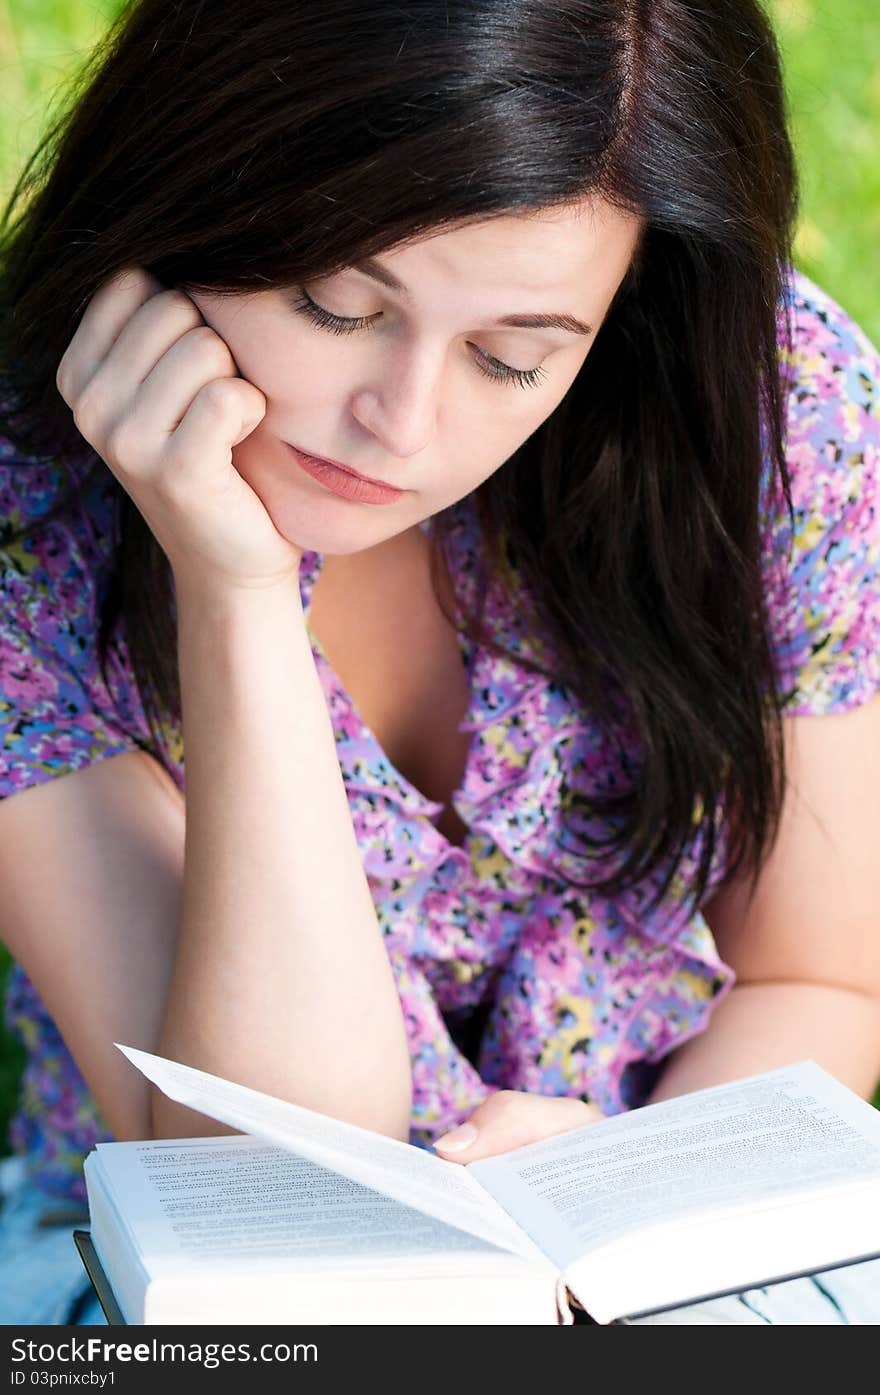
[[187, 197, 643, 561], [55, 197, 879, 1160], [180, 199, 641, 1151], [51, 198, 645, 1145], [185, 196, 880, 1161]]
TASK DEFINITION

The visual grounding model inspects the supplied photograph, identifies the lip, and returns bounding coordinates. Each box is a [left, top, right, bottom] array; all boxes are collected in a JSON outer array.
[[288, 445, 399, 491], [286, 444, 406, 505]]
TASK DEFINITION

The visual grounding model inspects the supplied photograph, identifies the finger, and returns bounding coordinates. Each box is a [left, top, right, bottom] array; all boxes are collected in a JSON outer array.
[[434, 1095, 602, 1164], [161, 375, 267, 492], [72, 287, 206, 445], [57, 265, 164, 403], [123, 322, 240, 446]]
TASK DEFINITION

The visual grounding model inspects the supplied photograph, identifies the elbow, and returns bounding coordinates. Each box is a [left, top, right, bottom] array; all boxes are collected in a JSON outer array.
[[384, 1102, 414, 1146], [326, 1086, 413, 1144], [362, 1072, 413, 1144], [148, 1081, 413, 1146], [148, 1083, 240, 1142], [324, 1053, 413, 1141]]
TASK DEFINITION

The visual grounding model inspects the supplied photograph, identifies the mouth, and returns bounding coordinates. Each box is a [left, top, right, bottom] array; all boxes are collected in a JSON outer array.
[[285, 443, 407, 505], [287, 445, 399, 491]]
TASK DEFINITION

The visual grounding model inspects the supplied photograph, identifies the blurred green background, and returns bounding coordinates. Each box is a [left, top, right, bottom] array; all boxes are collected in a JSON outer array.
[[0, 0, 878, 1154]]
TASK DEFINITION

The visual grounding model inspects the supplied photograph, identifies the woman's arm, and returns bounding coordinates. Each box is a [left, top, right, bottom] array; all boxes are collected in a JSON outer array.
[[0, 749, 188, 1144], [645, 981, 880, 1103], [430, 693, 880, 1164], [152, 575, 413, 1141], [44, 267, 412, 1142], [648, 692, 880, 1104]]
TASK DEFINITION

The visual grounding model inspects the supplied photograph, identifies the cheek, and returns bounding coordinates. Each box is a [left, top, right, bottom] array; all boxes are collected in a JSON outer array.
[[241, 328, 322, 398], [479, 389, 567, 454], [469, 349, 587, 445], [459, 383, 575, 485], [196, 302, 331, 408]]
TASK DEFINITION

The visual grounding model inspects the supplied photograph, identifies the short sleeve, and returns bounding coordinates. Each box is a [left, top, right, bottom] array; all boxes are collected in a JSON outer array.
[[0, 430, 141, 802], [761, 270, 880, 715]]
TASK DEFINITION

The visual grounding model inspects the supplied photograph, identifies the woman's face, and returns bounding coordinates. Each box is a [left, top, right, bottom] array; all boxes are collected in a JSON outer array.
[[188, 197, 643, 557]]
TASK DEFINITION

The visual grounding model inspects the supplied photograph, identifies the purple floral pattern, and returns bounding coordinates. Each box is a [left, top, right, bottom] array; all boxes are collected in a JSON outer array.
[[1, 268, 878, 1203]]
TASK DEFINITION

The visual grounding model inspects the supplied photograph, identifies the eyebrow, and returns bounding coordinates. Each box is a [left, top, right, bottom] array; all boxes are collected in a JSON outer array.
[[353, 256, 595, 337]]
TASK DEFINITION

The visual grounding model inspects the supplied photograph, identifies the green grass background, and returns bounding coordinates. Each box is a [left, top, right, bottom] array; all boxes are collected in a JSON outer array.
[[0, 0, 878, 1152]]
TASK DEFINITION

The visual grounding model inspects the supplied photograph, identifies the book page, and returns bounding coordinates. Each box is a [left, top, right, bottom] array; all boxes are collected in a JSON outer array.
[[467, 1060, 880, 1272], [116, 1044, 548, 1264], [89, 1136, 525, 1276]]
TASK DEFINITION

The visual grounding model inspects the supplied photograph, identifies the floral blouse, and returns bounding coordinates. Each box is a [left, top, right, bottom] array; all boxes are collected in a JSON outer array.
[[1, 268, 878, 1204]]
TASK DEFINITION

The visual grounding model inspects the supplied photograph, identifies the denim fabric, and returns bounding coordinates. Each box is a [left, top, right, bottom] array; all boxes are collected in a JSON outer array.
[[0, 1157, 106, 1325], [3, 1154, 880, 1325], [624, 1262, 880, 1324]]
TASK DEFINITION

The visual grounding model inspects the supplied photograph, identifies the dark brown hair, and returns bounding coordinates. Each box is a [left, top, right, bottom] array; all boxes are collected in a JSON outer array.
[[0, 0, 799, 914]]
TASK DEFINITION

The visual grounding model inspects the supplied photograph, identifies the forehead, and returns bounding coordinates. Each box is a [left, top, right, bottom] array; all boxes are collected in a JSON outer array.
[[376, 196, 644, 295]]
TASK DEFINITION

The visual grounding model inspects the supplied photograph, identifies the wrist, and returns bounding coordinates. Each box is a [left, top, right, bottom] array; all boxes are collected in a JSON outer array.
[[173, 564, 306, 627]]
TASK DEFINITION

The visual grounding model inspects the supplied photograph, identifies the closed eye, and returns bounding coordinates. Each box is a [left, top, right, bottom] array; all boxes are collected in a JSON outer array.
[[288, 288, 549, 390]]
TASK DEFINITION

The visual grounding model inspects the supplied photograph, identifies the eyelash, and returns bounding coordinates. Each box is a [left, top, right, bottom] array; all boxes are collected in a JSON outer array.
[[288, 289, 548, 390]]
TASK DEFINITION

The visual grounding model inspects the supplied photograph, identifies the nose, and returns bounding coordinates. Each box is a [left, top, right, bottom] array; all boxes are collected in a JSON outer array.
[[349, 343, 442, 459]]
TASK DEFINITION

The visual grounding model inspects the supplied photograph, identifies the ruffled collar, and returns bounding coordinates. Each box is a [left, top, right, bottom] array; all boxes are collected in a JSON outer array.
[[296, 492, 731, 971], [296, 493, 552, 805]]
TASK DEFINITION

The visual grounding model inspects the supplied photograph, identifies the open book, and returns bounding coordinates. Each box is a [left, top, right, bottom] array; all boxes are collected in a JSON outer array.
[[82, 1047, 880, 1325]]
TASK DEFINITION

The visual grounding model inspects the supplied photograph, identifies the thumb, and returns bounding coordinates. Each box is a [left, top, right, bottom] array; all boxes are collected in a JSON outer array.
[[230, 383, 267, 446], [432, 1092, 602, 1164], [231, 417, 261, 447]]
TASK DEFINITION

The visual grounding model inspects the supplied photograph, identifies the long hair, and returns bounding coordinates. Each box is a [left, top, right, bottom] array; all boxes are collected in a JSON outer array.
[[0, 0, 798, 914]]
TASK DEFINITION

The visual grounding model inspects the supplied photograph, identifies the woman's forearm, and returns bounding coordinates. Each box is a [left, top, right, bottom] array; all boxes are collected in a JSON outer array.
[[152, 575, 412, 1141], [646, 980, 880, 1105]]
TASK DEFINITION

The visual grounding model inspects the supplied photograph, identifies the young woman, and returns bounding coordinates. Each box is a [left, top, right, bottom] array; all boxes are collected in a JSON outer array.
[[0, 0, 878, 1325]]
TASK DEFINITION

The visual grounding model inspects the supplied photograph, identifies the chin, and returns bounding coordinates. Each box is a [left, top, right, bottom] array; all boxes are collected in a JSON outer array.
[[258, 489, 384, 558], [232, 437, 402, 556]]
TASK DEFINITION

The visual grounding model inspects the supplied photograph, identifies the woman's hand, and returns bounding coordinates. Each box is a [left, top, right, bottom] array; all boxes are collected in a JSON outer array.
[[433, 1090, 603, 1164], [56, 264, 303, 594]]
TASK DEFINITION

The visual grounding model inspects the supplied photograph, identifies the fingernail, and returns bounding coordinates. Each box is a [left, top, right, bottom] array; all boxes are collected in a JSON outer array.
[[434, 1123, 478, 1153]]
